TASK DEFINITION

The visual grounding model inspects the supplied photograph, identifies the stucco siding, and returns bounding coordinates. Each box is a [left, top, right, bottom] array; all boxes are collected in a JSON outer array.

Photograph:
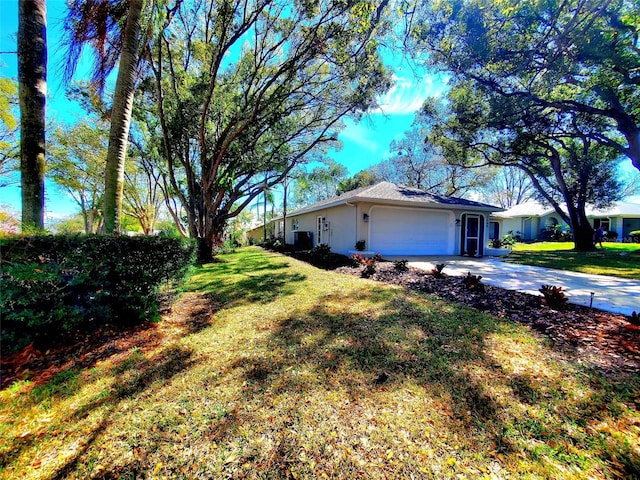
[[288, 204, 357, 254], [500, 218, 524, 239]]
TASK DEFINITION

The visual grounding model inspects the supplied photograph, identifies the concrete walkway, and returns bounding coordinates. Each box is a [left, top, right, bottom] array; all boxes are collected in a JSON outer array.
[[386, 255, 640, 316]]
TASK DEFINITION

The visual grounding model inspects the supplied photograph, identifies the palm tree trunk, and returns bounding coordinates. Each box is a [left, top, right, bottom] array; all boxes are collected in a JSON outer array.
[[18, 0, 46, 232], [103, 0, 143, 233]]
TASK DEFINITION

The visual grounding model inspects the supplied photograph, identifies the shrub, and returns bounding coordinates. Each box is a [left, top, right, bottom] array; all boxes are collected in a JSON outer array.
[[349, 252, 383, 277], [630, 230, 640, 243], [294, 244, 351, 269], [309, 243, 331, 261], [350, 253, 364, 267], [430, 263, 446, 278], [360, 257, 377, 278], [0, 234, 195, 353], [214, 238, 240, 255], [489, 235, 519, 248], [261, 237, 284, 251], [559, 230, 573, 242], [502, 232, 518, 248], [393, 259, 409, 272], [539, 284, 568, 310], [462, 272, 484, 291], [355, 240, 366, 251], [489, 238, 503, 248]]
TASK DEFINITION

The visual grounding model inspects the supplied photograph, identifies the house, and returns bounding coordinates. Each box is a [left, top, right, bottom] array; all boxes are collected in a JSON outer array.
[[491, 200, 640, 242], [274, 182, 502, 257], [246, 223, 269, 244]]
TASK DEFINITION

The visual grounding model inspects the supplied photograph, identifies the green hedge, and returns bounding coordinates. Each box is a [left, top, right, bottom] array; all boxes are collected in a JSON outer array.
[[1, 235, 195, 353]]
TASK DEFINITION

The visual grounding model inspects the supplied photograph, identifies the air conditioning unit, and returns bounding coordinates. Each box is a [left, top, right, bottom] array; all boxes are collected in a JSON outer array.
[[293, 231, 313, 250]]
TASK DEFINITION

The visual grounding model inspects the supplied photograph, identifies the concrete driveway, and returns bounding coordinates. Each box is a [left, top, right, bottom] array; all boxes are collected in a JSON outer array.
[[386, 255, 640, 316]]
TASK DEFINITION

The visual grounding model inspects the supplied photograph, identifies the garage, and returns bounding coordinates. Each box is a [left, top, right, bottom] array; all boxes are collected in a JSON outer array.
[[368, 206, 454, 255]]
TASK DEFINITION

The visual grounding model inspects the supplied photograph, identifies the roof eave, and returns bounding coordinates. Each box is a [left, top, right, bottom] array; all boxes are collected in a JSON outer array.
[[288, 196, 503, 216]]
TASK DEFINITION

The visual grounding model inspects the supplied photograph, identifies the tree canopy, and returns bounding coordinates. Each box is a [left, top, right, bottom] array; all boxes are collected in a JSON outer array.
[[0, 78, 19, 188], [48, 121, 109, 233], [149, 0, 392, 262], [407, 0, 640, 173], [403, 0, 636, 250]]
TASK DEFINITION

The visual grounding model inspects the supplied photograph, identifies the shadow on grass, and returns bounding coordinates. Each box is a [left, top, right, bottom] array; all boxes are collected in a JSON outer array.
[[229, 291, 510, 443], [1, 343, 194, 478], [221, 287, 640, 477], [5, 248, 639, 478], [186, 253, 307, 305]]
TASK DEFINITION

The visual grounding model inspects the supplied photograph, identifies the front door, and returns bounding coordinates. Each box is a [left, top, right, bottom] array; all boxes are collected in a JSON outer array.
[[462, 214, 483, 256], [465, 215, 479, 256], [316, 216, 325, 246]]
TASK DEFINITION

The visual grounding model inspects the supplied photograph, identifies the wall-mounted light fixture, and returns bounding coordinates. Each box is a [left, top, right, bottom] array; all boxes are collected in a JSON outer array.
[[363, 213, 369, 222], [455, 219, 461, 226]]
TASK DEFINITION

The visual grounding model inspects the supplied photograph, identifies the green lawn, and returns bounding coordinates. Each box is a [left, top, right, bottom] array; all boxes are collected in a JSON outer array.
[[507, 242, 640, 279], [1, 247, 639, 479]]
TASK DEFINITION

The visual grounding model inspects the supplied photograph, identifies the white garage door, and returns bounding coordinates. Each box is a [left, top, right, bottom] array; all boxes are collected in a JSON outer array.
[[369, 207, 453, 255]]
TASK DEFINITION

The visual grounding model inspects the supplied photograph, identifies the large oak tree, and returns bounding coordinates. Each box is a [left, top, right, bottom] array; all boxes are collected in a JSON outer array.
[[421, 88, 623, 250], [150, 0, 392, 262], [407, 0, 640, 173]]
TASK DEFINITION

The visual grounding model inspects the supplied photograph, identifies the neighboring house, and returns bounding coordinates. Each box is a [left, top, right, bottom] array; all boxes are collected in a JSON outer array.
[[246, 223, 269, 244], [273, 182, 502, 256], [491, 200, 640, 242]]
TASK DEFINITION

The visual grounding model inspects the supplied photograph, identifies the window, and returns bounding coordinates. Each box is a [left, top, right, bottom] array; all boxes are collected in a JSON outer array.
[[489, 221, 500, 240]]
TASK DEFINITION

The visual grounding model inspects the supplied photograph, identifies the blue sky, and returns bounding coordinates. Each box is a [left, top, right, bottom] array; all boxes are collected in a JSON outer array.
[[0, 1, 438, 222], [0, 0, 89, 219]]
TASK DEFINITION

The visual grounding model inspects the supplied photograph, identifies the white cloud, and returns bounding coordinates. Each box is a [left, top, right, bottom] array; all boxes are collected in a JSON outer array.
[[337, 121, 381, 153], [373, 72, 448, 115]]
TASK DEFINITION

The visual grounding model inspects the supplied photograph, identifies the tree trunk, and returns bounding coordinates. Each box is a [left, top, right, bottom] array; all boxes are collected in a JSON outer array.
[[196, 217, 226, 264], [573, 221, 595, 251], [18, 0, 46, 232], [103, 0, 143, 233], [263, 188, 267, 243], [196, 237, 214, 264], [282, 176, 288, 251], [627, 127, 640, 174]]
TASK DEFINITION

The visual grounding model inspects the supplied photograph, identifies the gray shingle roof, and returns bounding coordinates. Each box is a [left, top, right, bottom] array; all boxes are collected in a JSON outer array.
[[288, 181, 502, 217]]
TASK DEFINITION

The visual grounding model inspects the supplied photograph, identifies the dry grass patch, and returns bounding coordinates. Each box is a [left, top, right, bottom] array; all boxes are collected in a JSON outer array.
[[1, 247, 638, 479]]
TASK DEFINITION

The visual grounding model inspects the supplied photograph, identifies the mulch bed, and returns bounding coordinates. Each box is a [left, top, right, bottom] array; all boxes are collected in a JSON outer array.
[[336, 262, 640, 377], [0, 292, 218, 391]]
